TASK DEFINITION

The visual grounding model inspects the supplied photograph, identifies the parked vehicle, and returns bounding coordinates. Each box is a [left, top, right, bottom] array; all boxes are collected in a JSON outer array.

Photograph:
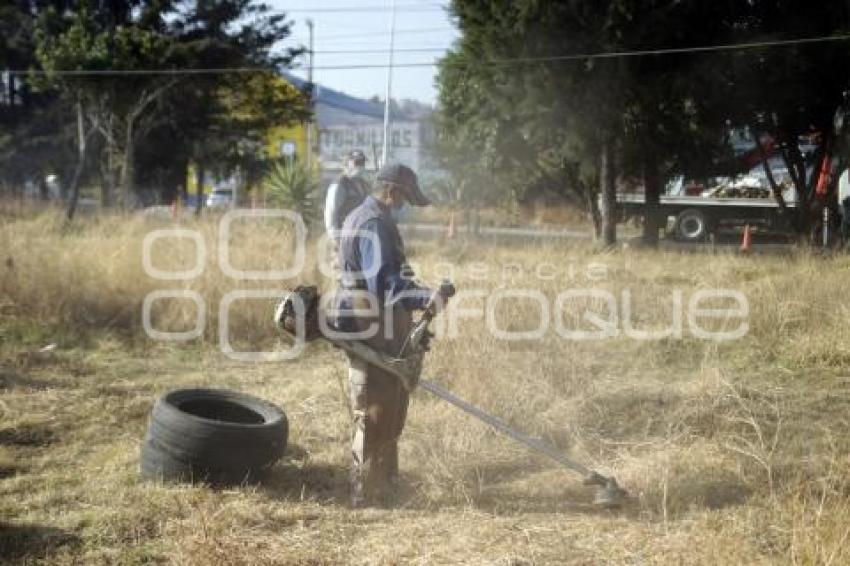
[[616, 136, 809, 242], [181, 194, 202, 209], [617, 187, 797, 242], [206, 189, 233, 209]]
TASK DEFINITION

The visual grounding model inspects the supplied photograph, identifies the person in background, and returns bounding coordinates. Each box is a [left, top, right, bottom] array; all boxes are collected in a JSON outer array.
[[324, 149, 370, 243], [840, 168, 850, 246]]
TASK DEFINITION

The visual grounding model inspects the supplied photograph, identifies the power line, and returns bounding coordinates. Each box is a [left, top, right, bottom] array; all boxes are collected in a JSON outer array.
[[313, 61, 436, 69], [9, 68, 280, 76], [314, 47, 446, 54], [251, 32, 850, 69], [11, 32, 850, 75], [273, 4, 446, 14], [306, 30, 850, 58], [368, 31, 850, 68], [294, 41, 454, 50], [292, 26, 455, 41], [523, 33, 850, 61], [291, 39, 454, 48]]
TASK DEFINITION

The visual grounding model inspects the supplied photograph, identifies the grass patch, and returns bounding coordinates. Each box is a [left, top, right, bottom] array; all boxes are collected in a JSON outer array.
[[1, 210, 849, 563]]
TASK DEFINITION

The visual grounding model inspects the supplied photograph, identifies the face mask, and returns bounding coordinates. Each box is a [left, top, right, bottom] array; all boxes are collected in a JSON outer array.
[[390, 203, 407, 222]]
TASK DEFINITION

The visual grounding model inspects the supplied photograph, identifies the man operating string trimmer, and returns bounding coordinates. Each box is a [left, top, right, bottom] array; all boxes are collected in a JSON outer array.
[[330, 163, 448, 507], [276, 162, 625, 510]]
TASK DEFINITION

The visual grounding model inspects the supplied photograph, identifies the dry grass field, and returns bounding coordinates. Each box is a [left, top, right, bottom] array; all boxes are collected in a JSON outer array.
[[1, 207, 850, 564]]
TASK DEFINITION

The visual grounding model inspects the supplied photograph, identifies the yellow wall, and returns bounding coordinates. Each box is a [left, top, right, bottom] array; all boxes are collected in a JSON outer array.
[[265, 76, 316, 167], [185, 76, 314, 195], [266, 123, 308, 162]]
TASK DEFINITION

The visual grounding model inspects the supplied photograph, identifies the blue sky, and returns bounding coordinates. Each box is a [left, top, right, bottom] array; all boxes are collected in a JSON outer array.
[[269, 1, 458, 105]]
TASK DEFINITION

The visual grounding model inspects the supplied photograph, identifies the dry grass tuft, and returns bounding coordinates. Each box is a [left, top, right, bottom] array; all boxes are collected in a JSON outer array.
[[1, 208, 850, 563]]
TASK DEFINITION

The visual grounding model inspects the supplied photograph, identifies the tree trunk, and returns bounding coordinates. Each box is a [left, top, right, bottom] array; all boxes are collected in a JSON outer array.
[[38, 176, 49, 201], [777, 146, 806, 233], [195, 163, 205, 216], [66, 101, 86, 221], [232, 166, 239, 210], [641, 154, 660, 246], [801, 141, 831, 238], [119, 123, 135, 208], [8, 73, 15, 106], [100, 152, 113, 208], [599, 139, 617, 246], [758, 134, 788, 212], [584, 183, 602, 239]]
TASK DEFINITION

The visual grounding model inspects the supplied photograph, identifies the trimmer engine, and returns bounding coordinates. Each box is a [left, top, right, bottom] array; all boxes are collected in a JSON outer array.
[[275, 285, 322, 341]]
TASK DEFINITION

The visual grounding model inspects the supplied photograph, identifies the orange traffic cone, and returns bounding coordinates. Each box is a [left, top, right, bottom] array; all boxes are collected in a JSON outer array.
[[739, 224, 752, 254], [446, 211, 456, 239]]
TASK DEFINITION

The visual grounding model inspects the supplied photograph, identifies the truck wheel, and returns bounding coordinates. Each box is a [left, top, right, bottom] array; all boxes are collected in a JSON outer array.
[[139, 388, 288, 486], [674, 209, 710, 242]]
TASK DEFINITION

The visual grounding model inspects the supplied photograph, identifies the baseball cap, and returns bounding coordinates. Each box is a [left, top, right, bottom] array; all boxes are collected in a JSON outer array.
[[376, 163, 431, 206], [347, 149, 366, 165]]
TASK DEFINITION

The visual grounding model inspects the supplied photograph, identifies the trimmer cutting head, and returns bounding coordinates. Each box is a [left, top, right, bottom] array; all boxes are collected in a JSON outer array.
[[583, 472, 628, 509]]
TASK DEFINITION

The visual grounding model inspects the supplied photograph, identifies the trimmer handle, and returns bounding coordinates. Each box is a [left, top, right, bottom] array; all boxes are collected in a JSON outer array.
[[424, 280, 456, 318], [438, 280, 456, 300], [399, 280, 456, 360]]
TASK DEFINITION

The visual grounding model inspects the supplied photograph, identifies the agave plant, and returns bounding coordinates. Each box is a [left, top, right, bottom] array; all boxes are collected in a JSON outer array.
[[263, 160, 316, 220]]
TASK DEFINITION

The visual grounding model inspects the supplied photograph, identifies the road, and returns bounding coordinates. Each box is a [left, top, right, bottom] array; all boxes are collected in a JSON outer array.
[[400, 222, 591, 241], [400, 221, 800, 253]]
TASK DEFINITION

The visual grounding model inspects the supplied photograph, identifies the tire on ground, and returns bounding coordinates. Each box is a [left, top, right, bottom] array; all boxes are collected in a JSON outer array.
[[674, 208, 711, 242], [140, 388, 288, 486]]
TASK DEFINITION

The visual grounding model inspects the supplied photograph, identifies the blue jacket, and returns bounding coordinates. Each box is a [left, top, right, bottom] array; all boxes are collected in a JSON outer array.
[[335, 196, 430, 331]]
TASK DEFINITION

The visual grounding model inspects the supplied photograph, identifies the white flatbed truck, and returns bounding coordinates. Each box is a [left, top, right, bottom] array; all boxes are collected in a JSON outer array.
[[617, 191, 796, 242]]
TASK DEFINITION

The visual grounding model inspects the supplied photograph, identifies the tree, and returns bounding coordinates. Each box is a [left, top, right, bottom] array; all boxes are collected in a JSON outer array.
[[437, 1, 850, 244], [169, 71, 308, 215], [436, 2, 654, 244], [27, 0, 305, 218], [612, 2, 739, 246], [155, 0, 307, 215], [706, 1, 850, 237], [0, 0, 74, 198], [34, 3, 183, 213]]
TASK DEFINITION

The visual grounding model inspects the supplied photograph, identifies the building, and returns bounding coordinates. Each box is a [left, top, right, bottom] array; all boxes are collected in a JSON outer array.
[[272, 74, 436, 184], [193, 75, 439, 204]]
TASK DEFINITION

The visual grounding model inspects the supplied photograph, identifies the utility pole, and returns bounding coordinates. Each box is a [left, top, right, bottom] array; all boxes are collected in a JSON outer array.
[[381, 0, 396, 167], [306, 19, 315, 175]]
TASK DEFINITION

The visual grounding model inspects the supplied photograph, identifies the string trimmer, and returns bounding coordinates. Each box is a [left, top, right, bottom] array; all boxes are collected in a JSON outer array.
[[274, 284, 627, 508]]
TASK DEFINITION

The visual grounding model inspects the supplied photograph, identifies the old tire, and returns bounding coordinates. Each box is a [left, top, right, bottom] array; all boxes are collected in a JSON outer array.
[[140, 388, 287, 486], [674, 208, 710, 242]]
